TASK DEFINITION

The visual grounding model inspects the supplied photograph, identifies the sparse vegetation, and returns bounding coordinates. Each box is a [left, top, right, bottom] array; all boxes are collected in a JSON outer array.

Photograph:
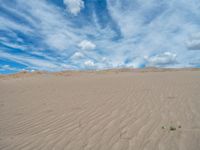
[[169, 126, 176, 131], [161, 125, 181, 131]]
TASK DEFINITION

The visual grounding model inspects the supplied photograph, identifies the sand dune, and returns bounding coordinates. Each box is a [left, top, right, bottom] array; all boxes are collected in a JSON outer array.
[[0, 69, 200, 150]]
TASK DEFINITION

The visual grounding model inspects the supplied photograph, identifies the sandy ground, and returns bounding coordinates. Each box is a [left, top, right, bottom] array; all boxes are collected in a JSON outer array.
[[0, 69, 200, 150]]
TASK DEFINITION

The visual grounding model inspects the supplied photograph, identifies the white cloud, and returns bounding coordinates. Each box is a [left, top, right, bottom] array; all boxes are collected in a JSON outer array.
[[0, 51, 60, 71], [145, 52, 177, 67], [105, 0, 200, 68], [0, 16, 33, 34], [84, 60, 95, 67], [0, 65, 18, 71], [78, 40, 96, 50], [14, 0, 87, 52], [71, 52, 84, 59], [64, 0, 84, 15], [45, 33, 70, 51], [1, 0, 200, 71], [187, 33, 200, 50], [102, 57, 107, 62]]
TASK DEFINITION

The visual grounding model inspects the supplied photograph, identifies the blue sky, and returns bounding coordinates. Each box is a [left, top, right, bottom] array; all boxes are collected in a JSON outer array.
[[0, 0, 200, 74]]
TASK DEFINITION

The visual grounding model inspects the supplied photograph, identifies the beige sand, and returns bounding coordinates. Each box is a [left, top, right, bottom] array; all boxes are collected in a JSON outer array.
[[0, 69, 200, 150]]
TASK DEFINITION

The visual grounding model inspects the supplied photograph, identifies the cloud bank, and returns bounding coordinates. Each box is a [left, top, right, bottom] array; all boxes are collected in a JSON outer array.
[[144, 52, 177, 67]]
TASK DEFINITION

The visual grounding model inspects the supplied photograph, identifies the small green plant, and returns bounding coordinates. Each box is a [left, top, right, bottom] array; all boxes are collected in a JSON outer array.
[[161, 126, 165, 129], [170, 126, 176, 131]]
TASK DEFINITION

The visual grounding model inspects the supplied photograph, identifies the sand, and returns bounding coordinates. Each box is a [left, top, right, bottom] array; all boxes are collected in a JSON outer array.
[[0, 69, 200, 150]]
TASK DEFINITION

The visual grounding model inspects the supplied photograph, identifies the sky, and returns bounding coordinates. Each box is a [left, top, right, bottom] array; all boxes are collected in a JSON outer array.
[[0, 0, 200, 74]]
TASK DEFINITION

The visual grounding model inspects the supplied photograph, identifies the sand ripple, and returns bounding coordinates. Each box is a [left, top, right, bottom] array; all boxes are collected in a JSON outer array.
[[0, 70, 200, 150]]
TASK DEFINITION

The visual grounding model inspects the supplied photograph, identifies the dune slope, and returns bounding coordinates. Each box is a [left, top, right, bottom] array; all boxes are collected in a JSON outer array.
[[0, 70, 200, 150]]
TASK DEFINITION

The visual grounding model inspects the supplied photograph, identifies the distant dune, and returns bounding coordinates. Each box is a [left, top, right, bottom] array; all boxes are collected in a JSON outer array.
[[0, 69, 200, 150]]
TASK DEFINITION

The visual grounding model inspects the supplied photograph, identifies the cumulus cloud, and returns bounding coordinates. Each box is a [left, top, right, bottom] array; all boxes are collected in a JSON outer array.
[[102, 57, 108, 62], [78, 40, 96, 50], [84, 60, 95, 68], [144, 52, 177, 67], [71, 52, 84, 59], [64, 0, 84, 15]]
